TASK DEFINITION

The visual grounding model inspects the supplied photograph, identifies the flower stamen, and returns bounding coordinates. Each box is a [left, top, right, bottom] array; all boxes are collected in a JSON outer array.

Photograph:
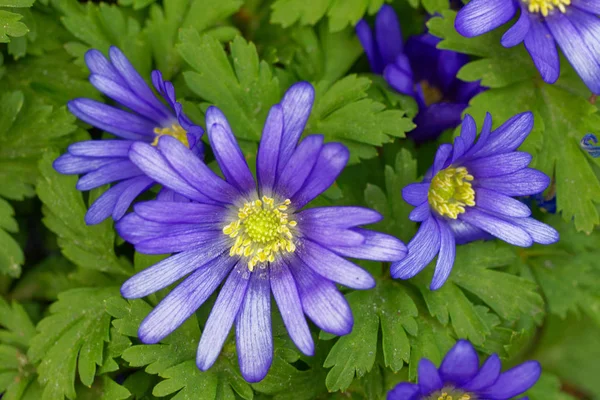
[[428, 166, 475, 219], [223, 196, 296, 271], [152, 123, 189, 147], [525, 0, 570, 16]]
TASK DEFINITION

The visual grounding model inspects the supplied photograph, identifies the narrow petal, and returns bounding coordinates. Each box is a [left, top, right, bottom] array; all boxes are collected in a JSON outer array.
[[430, 219, 456, 290], [111, 176, 155, 221], [390, 217, 441, 279], [469, 112, 534, 158], [197, 263, 251, 371], [384, 63, 415, 96], [409, 203, 431, 222], [158, 136, 239, 203], [433, 144, 453, 175], [85, 179, 132, 225], [137, 253, 236, 344], [206, 107, 255, 194], [501, 7, 531, 47], [375, 5, 403, 67], [459, 208, 533, 247], [439, 340, 480, 385], [411, 103, 467, 142], [257, 105, 283, 194], [68, 140, 134, 158], [402, 183, 430, 206], [418, 358, 443, 395], [271, 261, 314, 356], [446, 218, 492, 245], [236, 271, 273, 383], [475, 168, 550, 196], [523, 17, 560, 84], [296, 206, 382, 228], [277, 82, 315, 172], [121, 248, 229, 299], [291, 260, 353, 336], [356, 19, 382, 73], [135, 229, 223, 254], [498, 216, 559, 244], [573, 0, 600, 13], [76, 160, 143, 191], [53, 154, 119, 175], [455, 0, 516, 37], [275, 135, 324, 199], [478, 361, 541, 399], [134, 201, 227, 224], [464, 112, 493, 158], [295, 239, 375, 290], [328, 229, 407, 261], [464, 152, 532, 178], [474, 187, 532, 218], [387, 382, 420, 400], [85, 49, 123, 85], [452, 115, 477, 163], [300, 225, 365, 247], [291, 143, 349, 209], [463, 354, 502, 392]]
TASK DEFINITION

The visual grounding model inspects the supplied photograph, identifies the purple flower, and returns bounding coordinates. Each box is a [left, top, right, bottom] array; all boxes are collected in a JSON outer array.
[[116, 82, 407, 382], [455, 0, 600, 94], [392, 112, 559, 290], [581, 133, 600, 157], [53, 46, 203, 225], [356, 5, 484, 141], [387, 340, 541, 400]]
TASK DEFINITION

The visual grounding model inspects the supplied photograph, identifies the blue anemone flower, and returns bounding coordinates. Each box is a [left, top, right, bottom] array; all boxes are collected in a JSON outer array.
[[581, 133, 600, 157], [356, 5, 485, 141], [388, 340, 541, 400], [392, 112, 559, 290], [455, 0, 600, 94], [115, 82, 407, 382], [53, 46, 203, 225]]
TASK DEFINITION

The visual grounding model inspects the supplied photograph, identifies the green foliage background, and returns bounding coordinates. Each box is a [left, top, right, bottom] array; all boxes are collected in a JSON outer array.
[[1, 0, 599, 399]]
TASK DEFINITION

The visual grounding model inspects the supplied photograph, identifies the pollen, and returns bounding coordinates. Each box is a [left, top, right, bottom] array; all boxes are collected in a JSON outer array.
[[222, 196, 297, 271], [437, 393, 471, 400], [428, 166, 475, 219], [152, 123, 189, 147], [526, 0, 570, 16], [419, 80, 444, 106]]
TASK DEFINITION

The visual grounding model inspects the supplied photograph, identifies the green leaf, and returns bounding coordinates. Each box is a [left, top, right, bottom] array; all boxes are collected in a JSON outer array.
[[37, 153, 131, 276], [408, 315, 454, 380], [322, 279, 418, 391], [0, 0, 35, 6], [0, 198, 23, 278], [11, 255, 76, 301], [0, 10, 29, 43], [306, 75, 412, 163], [0, 297, 36, 348], [28, 287, 118, 400], [526, 373, 576, 400], [179, 32, 281, 142], [429, 11, 600, 232], [146, 0, 242, 79], [271, 0, 390, 32]]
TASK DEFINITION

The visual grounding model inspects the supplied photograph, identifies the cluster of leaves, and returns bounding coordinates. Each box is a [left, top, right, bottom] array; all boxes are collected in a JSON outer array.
[[1, 0, 599, 399]]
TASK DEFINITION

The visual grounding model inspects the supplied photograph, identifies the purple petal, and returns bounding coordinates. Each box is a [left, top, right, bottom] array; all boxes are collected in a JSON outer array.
[[85, 49, 123, 85], [402, 183, 430, 206], [291, 143, 349, 209], [439, 340, 479, 385], [465, 152, 532, 178], [463, 354, 502, 392], [469, 112, 534, 159], [295, 239, 375, 290], [137, 253, 236, 344], [296, 206, 382, 227], [356, 19, 382, 73], [68, 140, 134, 158], [430, 219, 456, 290], [257, 105, 284, 194], [410, 103, 467, 142], [291, 260, 353, 336], [236, 270, 273, 383], [452, 115, 477, 163], [134, 201, 227, 224], [275, 135, 324, 200], [432, 144, 453, 175], [158, 136, 239, 204], [501, 7, 531, 47], [53, 153, 119, 175], [409, 203, 431, 222], [418, 358, 443, 395], [135, 229, 223, 254], [464, 112, 493, 158], [498, 216, 559, 244], [573, 0, 600, 14], [458, 208, 533, 247], [196, 262, 251, 371], [111, 176, 155, 221], [327, 229, 407, 262], [68, 99, 155, 141], [277, 82, 315, 172], [455, 0, 517, 37], [384, 63, 415, 96], [271, 260, 314, 356], [387, 382, 420, 400], [523, 17, 560, 85], [84, 179, 132, 225], [446, 218, 491, 245], [375, 5, 403, 67], [206, 107, 256, 195], [76, 160, 143, 191], [474, 187, 532, 218], [478, 361, 541, 399], [390, 217, 441, 279], [475, 168, 550, 196], [300, 225, 365, 247]]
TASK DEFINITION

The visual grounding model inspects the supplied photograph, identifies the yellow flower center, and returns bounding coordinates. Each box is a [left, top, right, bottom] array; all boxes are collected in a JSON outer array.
[[428, 166, 475, 219], [419, 80, 444, 106], [525, 0, 570, 16], [152, 123, 189, 147], [426, 389, 473, 400], [223, 196, 297, 271]]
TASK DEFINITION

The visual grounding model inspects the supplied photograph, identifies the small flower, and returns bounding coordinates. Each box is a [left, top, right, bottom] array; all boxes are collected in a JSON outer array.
[[455, 0, 600, 94], [53, 46, 203, 224], [116, 82, 407, 382], [392, 112, 559, 290], [581, 133, 600, 157], [356, 5, 485, 141], [387, 340, 541, 400]]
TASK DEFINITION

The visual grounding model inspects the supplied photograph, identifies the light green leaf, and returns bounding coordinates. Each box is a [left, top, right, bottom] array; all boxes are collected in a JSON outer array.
[[0, 10, 29, 43], [0, 0, 35, 6], [526, 373, 576, 400]]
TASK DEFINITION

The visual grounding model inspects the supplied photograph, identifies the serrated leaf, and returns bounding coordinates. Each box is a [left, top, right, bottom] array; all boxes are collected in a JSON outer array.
[[306, 75, 412, 163], [37, 153, 131, 276], [28, 287, 118, 400], [0, 10, 29, 43], [147, 0, 242, 79], [408, 316, 454, 380], [179, 31, 281, 141]]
